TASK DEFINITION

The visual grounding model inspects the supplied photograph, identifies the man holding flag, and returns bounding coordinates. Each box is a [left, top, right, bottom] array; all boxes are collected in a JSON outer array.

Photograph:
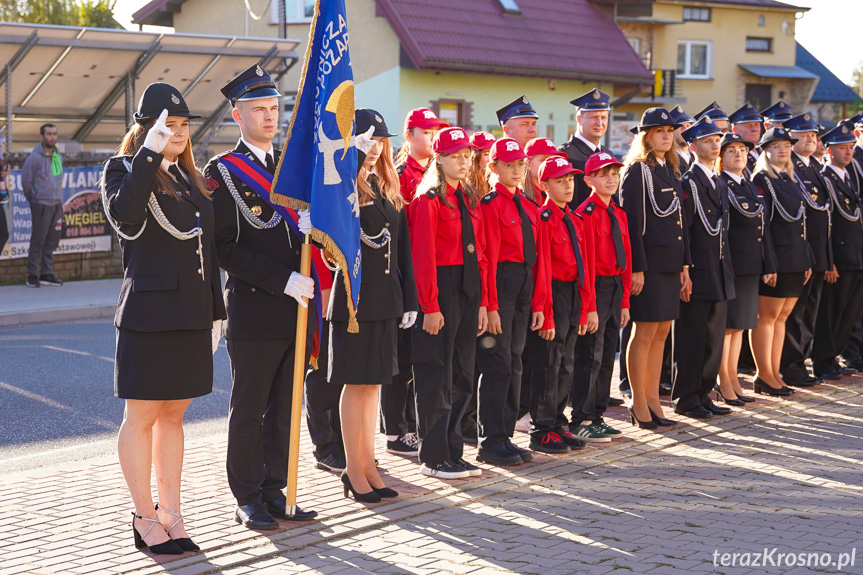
[[205, 64, 318, 529]]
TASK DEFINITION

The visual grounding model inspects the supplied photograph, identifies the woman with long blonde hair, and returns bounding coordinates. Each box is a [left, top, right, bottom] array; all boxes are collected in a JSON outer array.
[[466, 131, 495, 199], [103, 83, 225, 554], [618, 108, 691, 422], [749, 128, 812, 396], [329, 109, 417, 502]]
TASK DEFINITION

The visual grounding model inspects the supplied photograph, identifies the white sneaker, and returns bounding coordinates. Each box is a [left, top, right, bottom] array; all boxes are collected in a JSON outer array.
[[420, 461, 470, 480], [514, 413, 531, 433]]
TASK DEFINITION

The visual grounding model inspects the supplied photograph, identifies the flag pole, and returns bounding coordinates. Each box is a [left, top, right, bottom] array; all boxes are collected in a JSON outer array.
[[286, 232, 312, 518]]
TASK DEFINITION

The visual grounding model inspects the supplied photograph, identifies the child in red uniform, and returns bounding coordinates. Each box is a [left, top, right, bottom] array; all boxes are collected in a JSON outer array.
[[526, 156, 598, 453], [571, 152, 632, 441], [385, 108, 449, 457], [476, 137, 549, 467], [410, 127, 489, 479]]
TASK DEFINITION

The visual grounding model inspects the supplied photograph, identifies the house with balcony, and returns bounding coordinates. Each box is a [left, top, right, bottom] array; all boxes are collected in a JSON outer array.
[[590, 0, 817, 143], [133, 0, 653, 147]]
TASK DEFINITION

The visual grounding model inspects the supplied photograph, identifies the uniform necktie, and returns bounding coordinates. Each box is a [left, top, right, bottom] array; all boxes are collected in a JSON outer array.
[[455, 188, 481, 300], [168, 164, 189, 193], [512, 193, 537, 268], [265, 153, 276, 173], [607, 204, 627, 271], [562, 212, 584, 287]]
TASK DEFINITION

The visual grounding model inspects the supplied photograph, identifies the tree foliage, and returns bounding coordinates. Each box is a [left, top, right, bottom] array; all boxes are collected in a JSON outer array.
[[1, 0, 121, 28]]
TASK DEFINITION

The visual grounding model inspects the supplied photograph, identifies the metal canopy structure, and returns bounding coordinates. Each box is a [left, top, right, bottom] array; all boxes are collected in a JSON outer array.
[[0, 22, 300, 158]]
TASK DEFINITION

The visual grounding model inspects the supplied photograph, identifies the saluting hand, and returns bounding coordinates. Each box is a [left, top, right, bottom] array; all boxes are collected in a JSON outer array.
[[355, 126, 376, 154], [143, 109, 173, 155]]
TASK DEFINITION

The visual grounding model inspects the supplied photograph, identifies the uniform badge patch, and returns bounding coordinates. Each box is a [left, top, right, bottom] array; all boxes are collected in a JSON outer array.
[[205, 177, 219, 191], [256, 64, 264, 77], [742, 202, 749, 209], [171, 94, 180, 105], [252, 205, 263, 216], [467, 243, 476, 254]]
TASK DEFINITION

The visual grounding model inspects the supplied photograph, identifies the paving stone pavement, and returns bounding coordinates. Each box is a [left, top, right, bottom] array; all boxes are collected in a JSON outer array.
[[1, 376, 861, 575]]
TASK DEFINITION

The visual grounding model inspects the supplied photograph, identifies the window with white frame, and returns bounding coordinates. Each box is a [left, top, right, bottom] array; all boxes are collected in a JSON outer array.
[[676, 40, 711, 78], [270, 0, 315, 24], [682, 6, 711, 21]]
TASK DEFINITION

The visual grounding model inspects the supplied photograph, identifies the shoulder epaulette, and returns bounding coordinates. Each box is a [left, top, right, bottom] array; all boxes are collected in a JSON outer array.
[[481, 191, 497, 204], [583, 201, 595, 215], [574, 212, 584, 220], [397, 164, 408, 177], [424, 189, 436, 199], [540, 208, 553, 221]]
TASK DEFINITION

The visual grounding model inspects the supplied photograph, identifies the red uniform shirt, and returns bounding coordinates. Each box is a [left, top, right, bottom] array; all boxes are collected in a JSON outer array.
[[409, 184, 489, 313], [398, 155, 428, 203], [538, 201, 596, 330], [576, 192, 632, 308], [480, 182, 549, 313]]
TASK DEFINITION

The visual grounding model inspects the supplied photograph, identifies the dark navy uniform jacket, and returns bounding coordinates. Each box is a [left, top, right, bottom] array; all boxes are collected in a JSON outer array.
[[753, 170, 812, 273], [680, 165, 735, 301], [619, 160, 690, 275], [822, 165, 863, 271], [330, 179, 418, 323], [205, 140, 306, 341], [792, 152, 833, 272], [103, 147, 226, 332], [720, 171, 777, 276], [559, 135, 613, 208]]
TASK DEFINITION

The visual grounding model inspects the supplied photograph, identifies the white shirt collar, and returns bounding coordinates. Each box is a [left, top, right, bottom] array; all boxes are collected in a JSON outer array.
[[677, 148, 691, 162], [241, 137, 275, 166], [750, 149, 759, 160], [722, 170, 743, 184], [575, 132, 599, 152], [827, 163, 849, 180], [160, 158, 188, 183], [795, 152, 810, 167], [695, 161, 716, 186], [655, 157, 666, 167]]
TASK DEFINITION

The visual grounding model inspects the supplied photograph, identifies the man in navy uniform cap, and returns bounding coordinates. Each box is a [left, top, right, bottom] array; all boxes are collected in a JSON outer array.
[[811, 124, 863, 381], [670, 105, 695, 174], [693, 102, 729, 132], [729, 102, 762, 175], [559, 88, 615, 208], [779, 112, 835, 386], [496, 95, 539, 149], [838, 114, 863, 370], [761, 101, 792, 130], [204, 63, 318, 528]]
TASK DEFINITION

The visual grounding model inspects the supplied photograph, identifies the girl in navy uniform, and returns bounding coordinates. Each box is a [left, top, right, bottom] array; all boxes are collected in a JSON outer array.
[[717, 133, 776, 404], [619, 108, 690, 426], [411, 127, 489, 480], [750, 128, 812, 396], [103, 84, 225, 554], [329, 110, 418, 502], [477, 137, 548, 467]]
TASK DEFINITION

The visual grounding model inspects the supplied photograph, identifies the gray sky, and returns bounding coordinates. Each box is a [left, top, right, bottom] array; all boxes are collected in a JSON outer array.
[[112, 0, 861, 83]]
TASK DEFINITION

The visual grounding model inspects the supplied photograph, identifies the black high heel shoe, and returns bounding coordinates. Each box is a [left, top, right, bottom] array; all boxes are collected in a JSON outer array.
[[371, 486, 399, 498], [340, 472, 381, 503], [131, 512, 184, 555], [753, 378, 792, 396], [648, 407, 676, 426], [155, 504, 200, 552], [734, 390, 756, 403], [628, 407, 658, 429], [714, 385, 745, 406]]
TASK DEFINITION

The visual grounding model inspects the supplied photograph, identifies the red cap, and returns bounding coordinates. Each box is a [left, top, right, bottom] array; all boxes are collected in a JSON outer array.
[[470, 131, 496, 150], [489, 137, 528, 163], [524, 137, 566, 159], [433, 127, 471, 154], [404, 108, 450, 131], [584, 151, 623, 175], [538, 156, 582, 182]]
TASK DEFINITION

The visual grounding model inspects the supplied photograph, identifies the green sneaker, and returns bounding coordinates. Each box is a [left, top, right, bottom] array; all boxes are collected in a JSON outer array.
[[595, 420, 621, 436], [569, 423, 611, 443]]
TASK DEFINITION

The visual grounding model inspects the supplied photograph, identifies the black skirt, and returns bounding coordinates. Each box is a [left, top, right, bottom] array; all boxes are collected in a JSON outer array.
[[115, 328, 213, 400], [630, 271, 680, 322], [727, 274, 759, 330], [328, 318, 398, 385], [758, 271, 806, 299]]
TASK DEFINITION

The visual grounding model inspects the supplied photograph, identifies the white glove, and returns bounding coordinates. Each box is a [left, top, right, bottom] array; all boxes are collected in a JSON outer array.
[[355, 126, 376, 154], [298, 209, 312, 235], [285, 272, 315, 308], [143, 109, 173, 154], [399, 311, 418, 329], [211, 320, 222, 355]]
